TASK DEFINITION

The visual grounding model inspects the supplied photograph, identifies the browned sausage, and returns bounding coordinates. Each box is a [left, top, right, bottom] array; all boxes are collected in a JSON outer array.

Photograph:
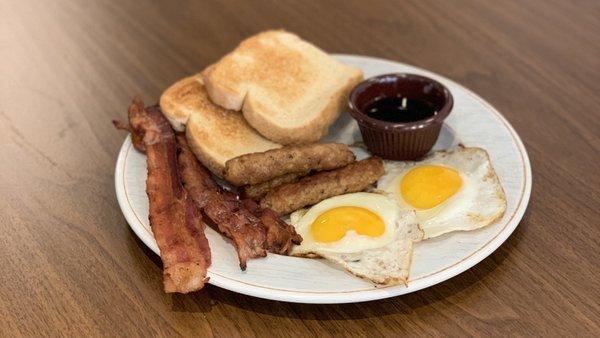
[[260, 157, 384, 215], [241, 172, 306, 200], [224, 143, 355, 186]]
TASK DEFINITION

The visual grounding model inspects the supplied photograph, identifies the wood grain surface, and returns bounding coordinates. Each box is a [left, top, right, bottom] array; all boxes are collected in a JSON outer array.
[[1, 0, 599, 336]]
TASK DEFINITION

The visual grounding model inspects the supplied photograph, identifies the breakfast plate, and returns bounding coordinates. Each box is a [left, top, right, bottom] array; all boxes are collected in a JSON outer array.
[[115, 54, 531, 304]]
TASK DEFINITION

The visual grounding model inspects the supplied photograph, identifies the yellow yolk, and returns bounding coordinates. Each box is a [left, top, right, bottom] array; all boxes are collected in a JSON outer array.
[[310, 206, 385, 243], [400, 165, 463, 209]]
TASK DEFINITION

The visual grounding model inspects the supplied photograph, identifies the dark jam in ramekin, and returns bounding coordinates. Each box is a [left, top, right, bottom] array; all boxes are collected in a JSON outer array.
[[364, 96, 438, 123], [348, 73, 453, 160]]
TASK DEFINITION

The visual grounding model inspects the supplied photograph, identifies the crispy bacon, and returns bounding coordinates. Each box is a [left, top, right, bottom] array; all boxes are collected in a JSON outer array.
[[175, 134, 266, 269], [113, 99, 211, 293], [175, 134, 302, 267], [241, 199, 302, 254]]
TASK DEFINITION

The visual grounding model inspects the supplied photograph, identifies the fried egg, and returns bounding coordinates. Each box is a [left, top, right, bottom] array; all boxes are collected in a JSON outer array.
[[290, 192, 423, 285], [377, 147, 506, 239]]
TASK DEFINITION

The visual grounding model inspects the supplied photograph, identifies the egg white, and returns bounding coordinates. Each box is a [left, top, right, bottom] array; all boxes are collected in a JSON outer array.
[[290, 192, 400, 254], [377, 147, 507, 239], [289, 192, 423, 285]]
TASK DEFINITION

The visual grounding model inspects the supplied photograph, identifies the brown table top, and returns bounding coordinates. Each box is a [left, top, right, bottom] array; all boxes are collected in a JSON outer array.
[[2, 0, 599, 336]]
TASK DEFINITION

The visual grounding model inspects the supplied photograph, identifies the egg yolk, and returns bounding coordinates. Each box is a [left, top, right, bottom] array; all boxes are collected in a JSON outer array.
[[310, 206, 385, 243], [400, 165, 462, 209]]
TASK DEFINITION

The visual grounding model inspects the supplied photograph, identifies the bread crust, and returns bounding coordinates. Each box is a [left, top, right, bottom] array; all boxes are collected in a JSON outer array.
[[185, 121, 227, 178], [159, 74, 203, 131], [160, 73, 280, 178], [242, 70, 363, 144], [202, 64, 245, 111], [202, 30, 364, 145]]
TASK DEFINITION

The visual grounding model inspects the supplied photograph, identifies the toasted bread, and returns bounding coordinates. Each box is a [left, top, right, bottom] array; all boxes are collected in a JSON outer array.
[[159, 73, 202, 132], [202, 30, 363, 144], [160, 75, 280, 177]]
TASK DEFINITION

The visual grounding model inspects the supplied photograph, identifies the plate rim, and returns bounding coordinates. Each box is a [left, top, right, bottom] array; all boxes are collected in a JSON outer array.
[[115, 54, 532, 304]]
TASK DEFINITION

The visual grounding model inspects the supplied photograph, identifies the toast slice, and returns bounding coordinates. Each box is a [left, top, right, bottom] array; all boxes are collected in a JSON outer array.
[[160, 74, 280, 177], [202, 30, 363, 144]]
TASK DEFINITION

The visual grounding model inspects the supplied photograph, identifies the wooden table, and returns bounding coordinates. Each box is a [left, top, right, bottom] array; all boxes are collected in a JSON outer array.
[[2, 0, 598, 336]]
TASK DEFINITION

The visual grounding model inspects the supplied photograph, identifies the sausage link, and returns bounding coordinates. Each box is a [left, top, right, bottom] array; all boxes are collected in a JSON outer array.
[[224, 143, 355, 186], [260, 157, 384, 215]]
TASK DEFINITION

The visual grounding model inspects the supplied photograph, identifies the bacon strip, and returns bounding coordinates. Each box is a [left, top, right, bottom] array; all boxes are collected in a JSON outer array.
[[176, 134, 302, 266], [241, 199, 302, 254], [114, 99, 211, 293], [176, 134, 266, 269]]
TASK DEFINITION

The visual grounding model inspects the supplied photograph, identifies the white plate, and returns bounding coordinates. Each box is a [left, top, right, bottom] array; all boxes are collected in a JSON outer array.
[[115, 55, 531, 304]]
